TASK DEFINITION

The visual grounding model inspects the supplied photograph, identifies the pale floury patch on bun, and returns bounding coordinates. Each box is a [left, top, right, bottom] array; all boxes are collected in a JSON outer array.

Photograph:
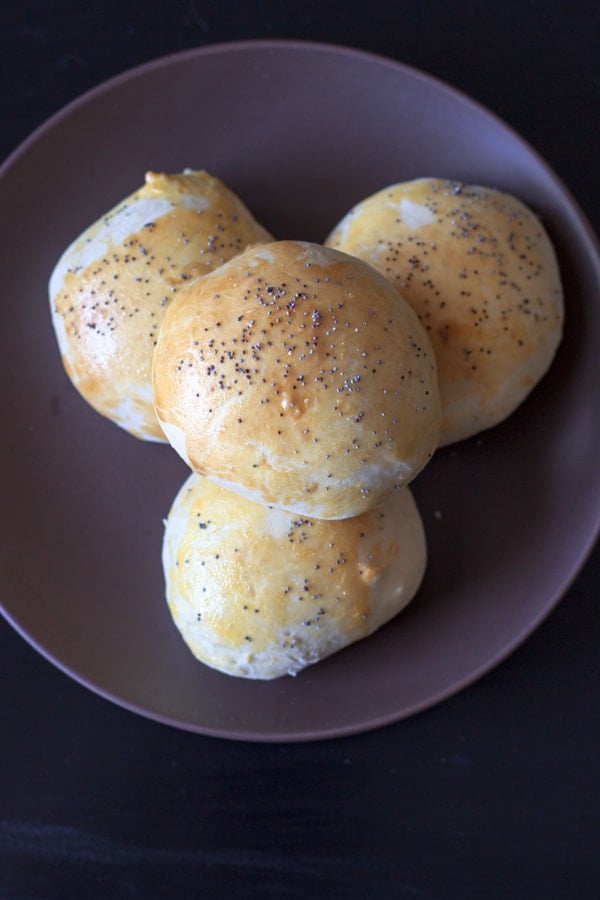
[[325, 178, 564, 446], [49, 170, 272, 441], [153, 240, 441, 519], [162, 473, 427, 679]]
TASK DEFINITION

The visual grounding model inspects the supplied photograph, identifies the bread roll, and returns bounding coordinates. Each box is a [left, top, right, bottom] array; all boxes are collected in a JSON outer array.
[[153, 240, 440, 519], [162, 473, 426, 679], [325, 178, 564, 445], [49, 170, 272, 440]]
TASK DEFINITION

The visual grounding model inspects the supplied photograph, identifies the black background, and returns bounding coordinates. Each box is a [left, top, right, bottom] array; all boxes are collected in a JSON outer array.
[[1, 2, 599, 898]]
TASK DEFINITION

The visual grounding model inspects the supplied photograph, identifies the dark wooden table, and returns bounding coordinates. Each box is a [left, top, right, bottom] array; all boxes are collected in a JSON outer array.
[[2, 2, 598, 897]]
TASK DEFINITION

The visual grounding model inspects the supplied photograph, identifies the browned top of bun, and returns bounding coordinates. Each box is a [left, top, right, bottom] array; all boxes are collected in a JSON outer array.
[[49, 170, 272, 440], [153, 240, 441, 518], [163, 474, 426, 679], [325, 178, 564, 445]]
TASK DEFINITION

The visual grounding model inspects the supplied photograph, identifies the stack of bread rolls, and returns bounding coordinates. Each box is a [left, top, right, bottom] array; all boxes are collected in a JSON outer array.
[[49, 171, 563, 679]]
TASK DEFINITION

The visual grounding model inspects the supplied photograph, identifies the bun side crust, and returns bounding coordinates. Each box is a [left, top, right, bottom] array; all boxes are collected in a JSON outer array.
[[325, 178, 564, 445], [153, 241, 441, 518], [162, 474, 426, 679], [49, 170, 272, 440]]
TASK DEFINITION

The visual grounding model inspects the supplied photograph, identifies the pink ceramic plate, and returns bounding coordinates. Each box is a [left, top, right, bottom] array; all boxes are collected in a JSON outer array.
[[1, 41, 599, 741]]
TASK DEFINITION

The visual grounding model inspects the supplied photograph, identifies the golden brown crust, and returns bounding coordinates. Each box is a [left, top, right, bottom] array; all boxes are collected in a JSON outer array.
[[162, 473, 426, 678], [153, 240, 441, 518], [325, 178, 564, 445], [49, 170, 272, 440]]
